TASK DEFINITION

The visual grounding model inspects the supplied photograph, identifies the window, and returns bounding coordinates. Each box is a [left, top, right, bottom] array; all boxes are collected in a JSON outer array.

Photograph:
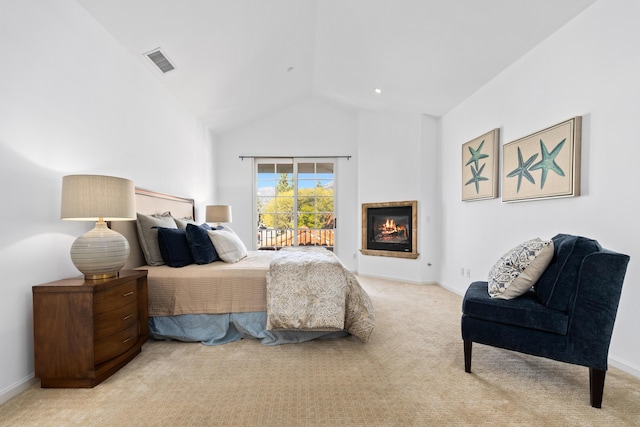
[[255, 159, 336, 250]]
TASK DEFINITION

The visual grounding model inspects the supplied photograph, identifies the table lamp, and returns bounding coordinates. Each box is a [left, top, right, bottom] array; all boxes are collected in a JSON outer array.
[[61, 174, 136, 280], [206, 205, 232, 226]]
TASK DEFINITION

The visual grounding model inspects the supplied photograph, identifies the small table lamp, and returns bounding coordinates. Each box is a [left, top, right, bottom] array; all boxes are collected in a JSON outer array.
[[206, 205, 232, 226], [61, 175, 136, 280]]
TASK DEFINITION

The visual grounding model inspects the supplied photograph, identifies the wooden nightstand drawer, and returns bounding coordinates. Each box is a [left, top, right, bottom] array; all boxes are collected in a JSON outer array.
[[33, 270, 148, 388], [94, 300, 138, 339], [95, 322, 139, 365], [94, 280, 137, 314]]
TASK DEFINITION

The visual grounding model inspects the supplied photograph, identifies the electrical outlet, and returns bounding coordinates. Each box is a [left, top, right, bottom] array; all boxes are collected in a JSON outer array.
[[460, 267, 465, 276], [465, 268, 471, 278]]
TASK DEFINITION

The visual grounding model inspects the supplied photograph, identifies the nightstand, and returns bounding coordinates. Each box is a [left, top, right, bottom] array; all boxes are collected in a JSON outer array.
[[32, 270, 148, 388]]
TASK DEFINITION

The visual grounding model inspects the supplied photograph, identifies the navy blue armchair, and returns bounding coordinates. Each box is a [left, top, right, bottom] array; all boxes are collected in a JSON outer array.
[[461, 234, 630, 408]]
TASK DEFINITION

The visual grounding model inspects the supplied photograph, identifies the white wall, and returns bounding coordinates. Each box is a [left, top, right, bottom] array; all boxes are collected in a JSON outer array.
[[3, 0, 638, 406], [356, 111, 440, 284], [0, 0, 213, 402], [216, 102, 441, 283], [439, 0, 640, 375], [215, 98, 360, 270]]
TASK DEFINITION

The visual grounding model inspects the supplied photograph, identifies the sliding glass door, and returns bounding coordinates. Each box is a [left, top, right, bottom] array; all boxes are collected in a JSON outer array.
[[255, 158, 336, 250]]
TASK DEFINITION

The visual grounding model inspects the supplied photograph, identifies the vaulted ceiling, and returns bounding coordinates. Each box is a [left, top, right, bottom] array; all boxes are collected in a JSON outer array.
[[77, 0, 596, 133]]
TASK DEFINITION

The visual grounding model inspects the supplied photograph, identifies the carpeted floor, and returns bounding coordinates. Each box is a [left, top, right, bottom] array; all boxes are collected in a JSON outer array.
[[1, 275, 639, 426]]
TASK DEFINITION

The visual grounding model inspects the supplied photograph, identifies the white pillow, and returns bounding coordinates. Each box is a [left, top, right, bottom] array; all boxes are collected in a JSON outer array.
[[488, 238, 553, 299], [207, 227, 248, 263]]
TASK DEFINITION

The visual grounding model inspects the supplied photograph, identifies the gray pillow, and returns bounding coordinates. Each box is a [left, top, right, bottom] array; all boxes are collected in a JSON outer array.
[[136, 212, 177, 265], [174, 217, 196, 229]]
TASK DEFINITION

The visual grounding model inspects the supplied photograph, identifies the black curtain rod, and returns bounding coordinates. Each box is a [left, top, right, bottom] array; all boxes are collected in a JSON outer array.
[[239, 155, 351, 160]]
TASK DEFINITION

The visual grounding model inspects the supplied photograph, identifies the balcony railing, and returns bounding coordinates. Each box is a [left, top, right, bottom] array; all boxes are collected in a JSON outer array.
[[257, 228, 334, 250]]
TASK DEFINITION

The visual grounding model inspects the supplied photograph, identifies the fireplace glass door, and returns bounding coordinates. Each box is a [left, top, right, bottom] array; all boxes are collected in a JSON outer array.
[[366, 206, 412, 252]]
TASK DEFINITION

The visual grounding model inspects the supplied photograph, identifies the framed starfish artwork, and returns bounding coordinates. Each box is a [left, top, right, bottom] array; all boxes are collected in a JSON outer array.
[[502, 117, 581, 202], [462, 128, 500, 201]]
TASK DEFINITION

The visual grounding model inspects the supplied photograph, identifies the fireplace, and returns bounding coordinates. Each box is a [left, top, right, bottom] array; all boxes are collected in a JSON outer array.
[[361, 200, 419, 259]]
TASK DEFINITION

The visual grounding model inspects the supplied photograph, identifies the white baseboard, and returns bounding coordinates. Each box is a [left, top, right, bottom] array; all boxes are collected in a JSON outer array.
[[0, 374, 36, 405], [354, 272, 437, 286], [437, 282, 465, 297], [609, 356, 640, 379]]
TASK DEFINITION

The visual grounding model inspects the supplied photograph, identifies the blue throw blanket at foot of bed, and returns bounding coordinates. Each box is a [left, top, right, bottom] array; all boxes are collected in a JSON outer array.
[[148, 312, 347, 346]]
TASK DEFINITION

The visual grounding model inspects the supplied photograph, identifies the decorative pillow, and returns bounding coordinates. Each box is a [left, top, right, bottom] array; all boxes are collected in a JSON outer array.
[[136, 212, 177, 266], [174, 217, 196, 229], [185, 223, 219, 264], [488, 238, 552, 299], [496, 241, 554, 299], [157, 227, 193, 267], [207, 227, 248, 263]]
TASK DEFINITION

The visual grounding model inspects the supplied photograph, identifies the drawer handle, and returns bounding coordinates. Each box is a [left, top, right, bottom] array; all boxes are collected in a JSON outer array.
[[123, 336, 133, 344], [122, 291, 134, 297], [123, 314, 134, 321]]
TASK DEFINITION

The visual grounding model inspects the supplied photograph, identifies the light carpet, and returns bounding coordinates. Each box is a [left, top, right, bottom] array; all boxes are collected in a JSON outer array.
[[1, 275, 639, 426]]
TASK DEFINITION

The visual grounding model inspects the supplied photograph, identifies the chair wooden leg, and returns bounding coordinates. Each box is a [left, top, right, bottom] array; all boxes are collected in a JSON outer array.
[[464, 340, 472, 373], [589, 368, 606, 408]]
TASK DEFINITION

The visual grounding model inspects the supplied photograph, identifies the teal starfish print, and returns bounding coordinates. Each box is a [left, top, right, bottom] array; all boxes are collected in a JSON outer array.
[[507, 147, 538, 193], [465, 140, 489, 171], [530, 138, 566, 189], [465, 163, 488, 193]]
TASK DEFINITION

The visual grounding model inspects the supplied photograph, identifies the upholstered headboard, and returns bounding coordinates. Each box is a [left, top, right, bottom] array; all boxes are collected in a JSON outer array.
[[110, 188, 195, 269]]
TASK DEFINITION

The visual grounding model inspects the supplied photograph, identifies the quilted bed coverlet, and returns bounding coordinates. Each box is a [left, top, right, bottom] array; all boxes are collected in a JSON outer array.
[[142, 251, 272, 316], [266, 247, 375, 342]]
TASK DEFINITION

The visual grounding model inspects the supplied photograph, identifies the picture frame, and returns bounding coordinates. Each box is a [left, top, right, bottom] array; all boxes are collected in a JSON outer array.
[[461, 128, 500, 201], [502, 117, 581, 202]]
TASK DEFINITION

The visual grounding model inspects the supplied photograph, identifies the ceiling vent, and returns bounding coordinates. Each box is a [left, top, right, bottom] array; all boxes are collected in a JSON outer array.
[[144, 48, 175, 73]]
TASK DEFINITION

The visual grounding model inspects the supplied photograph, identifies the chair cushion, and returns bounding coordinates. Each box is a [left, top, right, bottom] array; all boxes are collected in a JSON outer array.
[[463, 281, 569, 335], [535, 234, 601, 311]]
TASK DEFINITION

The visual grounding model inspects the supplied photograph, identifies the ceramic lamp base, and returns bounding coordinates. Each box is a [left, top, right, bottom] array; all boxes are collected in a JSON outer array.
[[70, 221, 130, 280]]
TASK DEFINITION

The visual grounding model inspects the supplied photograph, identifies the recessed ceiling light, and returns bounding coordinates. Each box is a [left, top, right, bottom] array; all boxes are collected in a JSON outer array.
[[374, 88, 382, 94]]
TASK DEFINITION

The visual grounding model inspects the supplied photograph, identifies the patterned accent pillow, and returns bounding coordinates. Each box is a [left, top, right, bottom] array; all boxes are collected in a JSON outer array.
[[488, 238, 552, 299]]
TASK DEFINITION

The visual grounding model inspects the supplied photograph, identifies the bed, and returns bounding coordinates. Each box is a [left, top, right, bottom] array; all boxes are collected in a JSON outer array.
[[111, 188, 374, 346]]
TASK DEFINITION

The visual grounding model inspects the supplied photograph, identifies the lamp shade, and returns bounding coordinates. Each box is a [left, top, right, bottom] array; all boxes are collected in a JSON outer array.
[[60, 174, 136, 280], [206, 205, 232, 223], [61, 175, 136, 221]]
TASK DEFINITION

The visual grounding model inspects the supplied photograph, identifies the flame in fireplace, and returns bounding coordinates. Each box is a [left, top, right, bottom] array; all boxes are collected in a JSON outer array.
[[385, 218, 396, 230], [377, 218, 407, 240]]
